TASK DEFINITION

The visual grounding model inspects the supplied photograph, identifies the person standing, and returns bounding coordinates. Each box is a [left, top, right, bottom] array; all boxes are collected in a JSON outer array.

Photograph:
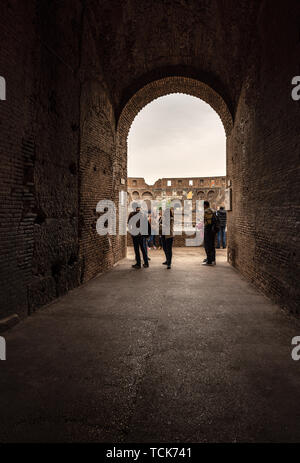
[[216, 206, 227, 249], [143, 210, 152, 261], [147, 211, 156, 249], [157, 208, 163, 249], [160, 208, 174, 269], [128, 203, 149, 269], [202, 200, 216, 266]]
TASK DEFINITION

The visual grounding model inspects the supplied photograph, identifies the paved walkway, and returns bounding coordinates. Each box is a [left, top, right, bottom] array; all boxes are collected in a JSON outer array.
[[1, 248, 300, 442]]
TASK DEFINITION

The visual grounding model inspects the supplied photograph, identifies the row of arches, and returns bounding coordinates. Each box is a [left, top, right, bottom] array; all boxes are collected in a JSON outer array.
[[130, 190, 220, 200]]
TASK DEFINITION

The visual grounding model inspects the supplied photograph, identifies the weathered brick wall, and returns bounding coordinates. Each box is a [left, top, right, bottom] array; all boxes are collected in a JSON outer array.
[[0, 1, 37, 319], [227, 1, 300, 313], [78, 7, 126, 284], [28, 0, 83, 312], [79, 79, 116, 282], [0, 1, 127, 321], [93, 0, 261, 120]]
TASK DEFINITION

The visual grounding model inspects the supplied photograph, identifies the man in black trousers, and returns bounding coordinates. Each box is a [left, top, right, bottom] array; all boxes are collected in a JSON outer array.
[[128, 203, 149, 269], [202, 200, 216, 266]]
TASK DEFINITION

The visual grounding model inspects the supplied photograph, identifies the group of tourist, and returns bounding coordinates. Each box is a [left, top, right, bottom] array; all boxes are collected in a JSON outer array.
[[128, 204, 174, 269], [128, 202, 227, 269]]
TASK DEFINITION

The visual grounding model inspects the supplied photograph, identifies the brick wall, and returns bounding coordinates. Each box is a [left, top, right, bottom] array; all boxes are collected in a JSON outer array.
[[0, 1, 36, 318], [27, 0, 83, 312], [227, 1, 300, 313], [77, 8, 127, 284], [0, 0, 125, 319]]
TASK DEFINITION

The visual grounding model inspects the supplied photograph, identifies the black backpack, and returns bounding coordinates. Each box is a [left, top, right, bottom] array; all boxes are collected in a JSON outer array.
[[211, 211, 221, 233]]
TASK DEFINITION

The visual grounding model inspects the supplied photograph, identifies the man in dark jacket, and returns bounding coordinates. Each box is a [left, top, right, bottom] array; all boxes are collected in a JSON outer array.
[[128, 203, 149, 269], [216, 206, 227, 248], [202, 200, 216, 266]]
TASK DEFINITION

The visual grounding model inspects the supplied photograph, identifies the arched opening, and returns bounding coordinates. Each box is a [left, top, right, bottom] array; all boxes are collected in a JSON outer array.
[[197, 191, 205, 200], [118, 75, 232, 250], [142, 191, 154, 199], [131, 191, 140, 200], [141, 191, 154, 211], [117, 76, 233, 150]]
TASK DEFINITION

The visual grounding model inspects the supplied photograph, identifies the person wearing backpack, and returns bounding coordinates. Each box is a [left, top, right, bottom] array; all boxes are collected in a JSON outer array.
[[202, 200, 218, 266], [216, 206, 227, 249]]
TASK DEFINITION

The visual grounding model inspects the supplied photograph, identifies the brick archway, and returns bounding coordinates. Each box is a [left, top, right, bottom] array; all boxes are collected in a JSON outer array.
[[117, 76, 233, 154], [117, 75, 231, 259], [117, 75, 231, 251]]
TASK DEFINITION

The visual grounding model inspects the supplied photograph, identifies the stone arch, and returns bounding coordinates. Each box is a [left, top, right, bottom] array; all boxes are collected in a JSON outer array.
[[117, 75, 230, 247], [131, 191, 140, 199], [117, 76, 233, 155], [207, 190, 215, 200], [141, 192, 154, 211], [197, 191, 205, 200], [142, 191, 154, 199]]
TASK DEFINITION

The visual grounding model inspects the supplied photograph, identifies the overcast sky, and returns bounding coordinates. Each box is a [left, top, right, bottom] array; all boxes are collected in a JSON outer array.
[[128, 93, 226, 185]]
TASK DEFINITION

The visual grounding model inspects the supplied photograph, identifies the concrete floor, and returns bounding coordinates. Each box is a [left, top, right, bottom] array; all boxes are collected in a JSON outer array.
[[1, 248, 300, 443]]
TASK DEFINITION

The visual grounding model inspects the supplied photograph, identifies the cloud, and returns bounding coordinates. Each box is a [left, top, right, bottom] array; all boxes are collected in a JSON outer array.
[[128, 93, 226, 185]]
